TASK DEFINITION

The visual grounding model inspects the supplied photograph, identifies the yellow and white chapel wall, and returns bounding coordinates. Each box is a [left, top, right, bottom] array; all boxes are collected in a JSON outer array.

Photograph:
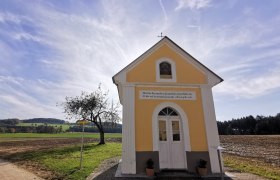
[[134, 86, 208, 152], [118, 41, 221, 174]]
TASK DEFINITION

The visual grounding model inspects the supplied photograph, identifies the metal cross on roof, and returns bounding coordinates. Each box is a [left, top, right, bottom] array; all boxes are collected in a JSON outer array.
[[158, 32, 164, 38]]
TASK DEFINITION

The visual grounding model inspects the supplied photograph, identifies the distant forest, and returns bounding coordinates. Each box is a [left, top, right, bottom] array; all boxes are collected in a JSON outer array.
[[0, 118, 66, 125], [0, 118, 121, 133], [217, 113, 280, 135], [0, 118, 66, 133], [22, 118, 66, 124]]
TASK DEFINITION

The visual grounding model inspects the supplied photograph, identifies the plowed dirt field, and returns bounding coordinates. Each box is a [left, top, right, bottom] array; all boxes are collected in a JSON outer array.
[[220, 135, 280, 167]]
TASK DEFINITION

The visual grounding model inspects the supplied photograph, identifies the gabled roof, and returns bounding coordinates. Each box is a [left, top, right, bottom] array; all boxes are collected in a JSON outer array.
[[112, 36, 223, 85]]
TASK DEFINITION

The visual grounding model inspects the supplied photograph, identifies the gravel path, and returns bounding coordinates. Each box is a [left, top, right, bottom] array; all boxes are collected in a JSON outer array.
[[0, 159, 43, 180]]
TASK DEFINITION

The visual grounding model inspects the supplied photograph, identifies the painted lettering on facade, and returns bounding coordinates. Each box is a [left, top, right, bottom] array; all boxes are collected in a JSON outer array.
[[140, 91, 196, 100]]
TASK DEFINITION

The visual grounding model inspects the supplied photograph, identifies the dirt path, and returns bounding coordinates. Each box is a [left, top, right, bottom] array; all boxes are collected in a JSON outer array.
[[0, 159, 43, 180]]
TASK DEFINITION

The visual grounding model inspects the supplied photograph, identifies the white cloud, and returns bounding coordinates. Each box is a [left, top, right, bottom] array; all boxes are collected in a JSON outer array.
[[159, 0, 168, 21], [251, 36, 280, 49], [1, 0, 280, 120], [0, 1, 165, 119], [0, 81, 61, 119], [216, 63, 252, 74], [0, 12, 22, 23], [214, 48, 280, 76], [215, 69, 280, 99], [13, 32, 42, 42], [175, 0, 211, 11]]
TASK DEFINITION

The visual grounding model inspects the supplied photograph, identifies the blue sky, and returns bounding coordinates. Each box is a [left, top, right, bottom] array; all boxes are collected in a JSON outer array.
[[0, 0, 279, 121]]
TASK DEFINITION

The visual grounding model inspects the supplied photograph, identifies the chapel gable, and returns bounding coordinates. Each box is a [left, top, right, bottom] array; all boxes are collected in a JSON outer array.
[[126, 43, 207, 84]]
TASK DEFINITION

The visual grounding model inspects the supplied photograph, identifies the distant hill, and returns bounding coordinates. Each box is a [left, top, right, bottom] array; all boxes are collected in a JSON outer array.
[[21, 118, 66, 124], [0, 118, 20, 125], [0, 118, 122, 133]]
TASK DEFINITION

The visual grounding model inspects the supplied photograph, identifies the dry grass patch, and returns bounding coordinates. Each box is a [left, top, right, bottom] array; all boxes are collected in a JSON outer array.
[[223, 153, 280, 180]]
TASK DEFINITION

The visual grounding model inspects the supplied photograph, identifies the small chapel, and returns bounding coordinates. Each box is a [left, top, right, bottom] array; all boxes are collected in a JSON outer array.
[[112, 36, 223, 175]]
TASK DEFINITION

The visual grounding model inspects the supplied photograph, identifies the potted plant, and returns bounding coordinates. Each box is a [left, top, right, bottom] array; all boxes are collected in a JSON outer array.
[[146, 158, 154, 176], [197, 159, 207, 176]]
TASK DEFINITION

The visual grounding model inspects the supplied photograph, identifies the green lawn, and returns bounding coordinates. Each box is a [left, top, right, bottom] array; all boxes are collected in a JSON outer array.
[[16, 143, 122, 179], [0, 132, 122, 139]]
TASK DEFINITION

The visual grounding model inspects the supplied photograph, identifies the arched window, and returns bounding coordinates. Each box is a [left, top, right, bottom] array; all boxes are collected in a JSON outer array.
[[156, 58, 176, 82], [158, 107, 178, 116], [160, 62, 172, 79]]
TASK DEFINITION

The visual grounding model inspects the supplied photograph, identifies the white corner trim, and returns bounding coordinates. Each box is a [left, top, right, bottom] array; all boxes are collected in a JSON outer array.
[[156, 58, 177, 83], [207, 73, 222, 87], [201, 87, 221, 173], [114, 70, 126, 84], [152, 102, 191, 152], [121, 86, 136, 174]]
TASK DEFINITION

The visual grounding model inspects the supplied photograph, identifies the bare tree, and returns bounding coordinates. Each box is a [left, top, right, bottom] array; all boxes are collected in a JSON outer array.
[[60, 85, 120, 144]]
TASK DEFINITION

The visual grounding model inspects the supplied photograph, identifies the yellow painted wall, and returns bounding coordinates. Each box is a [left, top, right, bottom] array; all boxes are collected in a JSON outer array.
[[135, 86, 208, 152], [127, 44, 207, 84]]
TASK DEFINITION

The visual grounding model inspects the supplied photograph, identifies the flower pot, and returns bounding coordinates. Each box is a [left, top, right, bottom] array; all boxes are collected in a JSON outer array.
[[197, 167, 207, 176], [146, 168, 154, 176]]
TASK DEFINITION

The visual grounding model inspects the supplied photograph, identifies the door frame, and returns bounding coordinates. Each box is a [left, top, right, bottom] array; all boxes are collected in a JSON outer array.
[[152, 102, 191, 169], [158, 115, 185, 169]]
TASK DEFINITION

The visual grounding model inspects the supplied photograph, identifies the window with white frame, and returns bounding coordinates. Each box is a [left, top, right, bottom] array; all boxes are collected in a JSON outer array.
[[156, 58, 176, 82]]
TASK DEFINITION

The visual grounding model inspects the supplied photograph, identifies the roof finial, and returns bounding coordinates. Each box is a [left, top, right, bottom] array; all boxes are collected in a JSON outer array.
[[157, 32, 164, 39]]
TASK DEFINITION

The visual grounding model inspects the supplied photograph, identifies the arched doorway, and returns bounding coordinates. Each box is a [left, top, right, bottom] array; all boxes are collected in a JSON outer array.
[[158, 107, 186, 169]]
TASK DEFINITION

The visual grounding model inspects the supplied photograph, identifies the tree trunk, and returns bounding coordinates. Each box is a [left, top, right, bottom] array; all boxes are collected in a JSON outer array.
[[99, 130, 105, 145]]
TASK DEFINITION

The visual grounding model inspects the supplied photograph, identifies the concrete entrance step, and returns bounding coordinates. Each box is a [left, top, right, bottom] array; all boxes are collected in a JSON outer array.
[[156, 170, 196, 179], [156, 170, 231, 180], [115, 163, 232, 179]]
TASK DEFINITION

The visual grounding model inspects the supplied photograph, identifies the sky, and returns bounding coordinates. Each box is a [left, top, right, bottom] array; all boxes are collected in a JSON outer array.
[[0, 0, 279, 122]]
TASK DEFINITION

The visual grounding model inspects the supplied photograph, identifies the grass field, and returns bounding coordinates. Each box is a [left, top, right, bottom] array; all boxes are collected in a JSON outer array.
[[14, 143, 121, 180], [0, 132, 122, 139], [223, 153, 280, 180]]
